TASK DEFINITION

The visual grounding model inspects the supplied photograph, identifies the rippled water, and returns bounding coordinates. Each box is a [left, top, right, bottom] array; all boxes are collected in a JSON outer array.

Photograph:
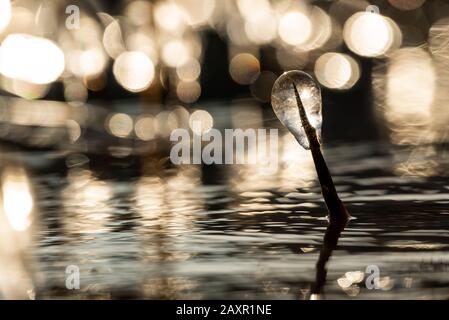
[[2, 141, 449, 299]]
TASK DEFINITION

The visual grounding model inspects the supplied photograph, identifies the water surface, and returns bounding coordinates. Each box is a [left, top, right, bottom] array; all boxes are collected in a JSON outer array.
[[2, 142, 449, 299]]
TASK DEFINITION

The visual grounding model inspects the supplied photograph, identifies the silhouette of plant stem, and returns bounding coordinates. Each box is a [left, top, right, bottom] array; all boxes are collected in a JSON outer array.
[[292, 83, 349, 223]]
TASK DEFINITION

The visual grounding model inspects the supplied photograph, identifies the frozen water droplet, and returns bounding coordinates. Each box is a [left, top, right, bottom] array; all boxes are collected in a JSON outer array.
[[271, 70, 322, 149]]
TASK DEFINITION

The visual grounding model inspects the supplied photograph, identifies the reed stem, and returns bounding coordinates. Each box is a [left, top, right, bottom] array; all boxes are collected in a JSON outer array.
[[292, 83, 349, 223]]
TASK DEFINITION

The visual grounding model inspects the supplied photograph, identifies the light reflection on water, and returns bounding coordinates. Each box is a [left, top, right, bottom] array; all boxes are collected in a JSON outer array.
[[1, 142, 449, 299]]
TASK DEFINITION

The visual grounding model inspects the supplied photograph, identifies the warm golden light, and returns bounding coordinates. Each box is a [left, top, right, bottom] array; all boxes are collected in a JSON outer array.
[[64, 80, 88, 106], [343, 12, 401, 57], [226, 16, 250, 46], [2, 168, 33, 232], [0, 165, 35, 300], [170, 106, 190, 129], [103, 19, 126, 59], [176, 81, 201, 103], [279, 134, 316, 190], [68, 47, 108, 79], [126, 32, 158, 63], [125, 0, 153, 26], [8, 99, 69, 127], [314, 52, 360, 90], [135, 115, 156, 141], [0, 0, 11, 32], [237, 0, 271, 18], [429, 17, 449, 62], [244, 10, 277, 45], [161, 40, 190, 68], [1, 78, 50, 99], [429, 17, 449, 141], [0, 34, 65, 84], [107, 113, 134, 138], [302, 6, 333, 51], [174, 0, 215, 27], [386, 48, 435, 118], [63, 169, 113, 235], [113, 51, 155, 92], [154, 1, 186, 34], [155, 111, 179, 137], [176, 57, 201, 82], [382, 48, 436, 145], [278, 11, 312, 46], [66, 119, 82, 142], [229, 53, 260, 85], [189, 110, 213, 134]]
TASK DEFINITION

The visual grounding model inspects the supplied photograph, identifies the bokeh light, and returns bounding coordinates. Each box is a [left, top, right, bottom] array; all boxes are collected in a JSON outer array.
[[343, 12, 402, 57], [174, 0, 215, 27], [1, 78, 50, 99], [226, 16, 251, 46], [68, 47, 108, 79], [229, 53, 260, 85], [161, 40, 191, 67], [0, 34, 65, 85], [177, 80, 201, 103], [125, 0, 153, 26], [8, 99, 68, 127], [303, 6, 333, 51], [170, 106, 190, 129], [429, 17, 449, 65], [0, 0, 12, 33], [0, 0, 449, 301], [154, 1, 186, 34], [83, 72, 107, 92], [189, 110, 213, 134], [383, 47, 436, 145], [66, 119, 81, 143], [176, 57, 201, 82], [107, 113, 134, 138], [244, 9, 277, 45], [2, 168, 33, 232], [386, 48, 435, 117], [314, 52, 360, 90], [113, 51, 155, 92], [64, 80, 88, 106], [278, 11, 312, 46], [67, 15, 104, 55], [103, 19, 126, 59], [135, 115, 156, 141], [155, 111, 179, 137], [237, 0, 271, 18], [428, 17, 449, 138], [126, 31, 159, 63]]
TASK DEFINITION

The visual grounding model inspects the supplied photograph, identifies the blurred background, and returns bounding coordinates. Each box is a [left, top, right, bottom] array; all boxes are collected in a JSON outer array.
[[1, 0, 448, 151], [1, 0, 449, 300]]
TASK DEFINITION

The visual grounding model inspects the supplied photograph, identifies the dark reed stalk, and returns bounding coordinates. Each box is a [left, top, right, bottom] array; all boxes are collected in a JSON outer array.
[[292, 83, 349, 223]]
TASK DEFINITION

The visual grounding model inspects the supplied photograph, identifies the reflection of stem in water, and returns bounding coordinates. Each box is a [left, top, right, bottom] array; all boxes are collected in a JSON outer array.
[[291, 83, 350, 298], [292, 83, 349, 222], [310, 219, 347, 298]]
